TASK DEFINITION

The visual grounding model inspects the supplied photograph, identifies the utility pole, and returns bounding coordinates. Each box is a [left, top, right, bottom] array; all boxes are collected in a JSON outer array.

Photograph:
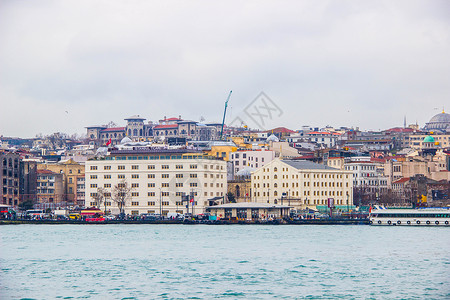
[[160, 189, 162, 217]]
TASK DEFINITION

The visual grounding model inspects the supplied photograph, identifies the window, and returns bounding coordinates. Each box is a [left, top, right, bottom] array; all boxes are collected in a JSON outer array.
[[118, 165, 125, 170], [148, 201, 155, 205], [162, 201, 169, 206], [90, 166, 98, 170], [162, 174, 169, 178], [176, 174, 183, 178], [132, 174, 139, 179], [148, 192, 155, 197], [148, 174, 155, 178], [176, 165, 183, 169], [131, 192, 139, 197], [131, 201, 139, 206], [148, 165, 155, 170], [162, 165, 169, 169], [162, 192, 169, 196], [104, 175, 111, 179], [118, 174, 125, 179], [176, 183, 183, 187], [148, 183, 155, 187], [90, 184, 97, 188], [190, 164, 197, 169], [190, 183, 198, 187], [132, 165, 139, 170], [162, 183, 169, 187], [90, 175, 97, 179], [190, 174, 197, 178], [104, 183, 111, 188], [104, 166, 111, 170], [132, 183, 139, 188]]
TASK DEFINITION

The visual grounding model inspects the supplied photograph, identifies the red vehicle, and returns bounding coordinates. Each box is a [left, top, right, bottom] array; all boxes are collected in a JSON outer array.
[[81, 207, 105, 222]]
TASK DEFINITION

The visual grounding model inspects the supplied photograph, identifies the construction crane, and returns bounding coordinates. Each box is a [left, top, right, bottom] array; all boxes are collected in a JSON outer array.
[[220, 90, 232, 140]]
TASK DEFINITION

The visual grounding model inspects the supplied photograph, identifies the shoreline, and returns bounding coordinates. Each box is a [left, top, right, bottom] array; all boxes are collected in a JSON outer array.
[[0, 218, 369, 225]]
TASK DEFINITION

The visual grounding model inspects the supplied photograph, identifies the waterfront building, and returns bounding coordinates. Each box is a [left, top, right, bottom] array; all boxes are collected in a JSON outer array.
[[85, 148, 227, 216], [37, 159, 85, 206], [343, 157, 389, 195], [251, 159, 353, 211], [36, 169, 64, 208], [1, 151, 20, 206]]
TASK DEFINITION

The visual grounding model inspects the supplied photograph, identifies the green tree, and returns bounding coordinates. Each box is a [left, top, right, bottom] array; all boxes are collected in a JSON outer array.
[[227, 192, 236, 203], [18, 199, 34, 211]]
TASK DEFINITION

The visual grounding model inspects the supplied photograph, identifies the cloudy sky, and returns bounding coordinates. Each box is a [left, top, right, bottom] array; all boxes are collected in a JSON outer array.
[[1, 0, 449, 137]]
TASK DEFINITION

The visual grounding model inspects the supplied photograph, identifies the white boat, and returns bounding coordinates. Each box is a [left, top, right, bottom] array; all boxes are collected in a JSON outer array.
[[369, 206, 450, 226]]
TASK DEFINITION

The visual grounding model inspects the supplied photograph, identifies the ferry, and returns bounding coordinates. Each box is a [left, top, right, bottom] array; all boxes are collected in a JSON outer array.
[[369, 206, 450, 226]]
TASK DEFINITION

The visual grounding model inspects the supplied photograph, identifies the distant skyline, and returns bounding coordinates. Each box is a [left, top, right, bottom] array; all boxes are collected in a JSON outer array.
[[1, 0, 449, 137]]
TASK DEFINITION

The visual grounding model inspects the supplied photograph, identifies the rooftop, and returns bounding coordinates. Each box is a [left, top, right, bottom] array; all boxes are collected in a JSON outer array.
[[282, 160, 338, 170]]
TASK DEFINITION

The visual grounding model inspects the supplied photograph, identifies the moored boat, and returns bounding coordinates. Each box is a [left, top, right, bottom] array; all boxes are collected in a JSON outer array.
[[369, 205, 450, 226]]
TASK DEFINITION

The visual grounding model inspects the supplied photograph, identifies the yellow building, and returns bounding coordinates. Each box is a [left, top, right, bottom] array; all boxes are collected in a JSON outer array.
[[206, 142, 238, 161], [37, 159, 85, 204]]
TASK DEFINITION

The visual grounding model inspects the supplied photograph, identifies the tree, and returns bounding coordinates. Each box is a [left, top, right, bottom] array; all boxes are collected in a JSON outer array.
[[227, 192, 236, 203], [93, 187, 107, 214], [18, 199, 34, 211], [111, 180, 133, 217]]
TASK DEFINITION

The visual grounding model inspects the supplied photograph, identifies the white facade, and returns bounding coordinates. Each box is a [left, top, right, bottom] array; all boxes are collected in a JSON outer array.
[[251, 159, 353, 210], [229, 150, 276, 175], [85, 150, 227, 215], [344, 157, 389, 194]]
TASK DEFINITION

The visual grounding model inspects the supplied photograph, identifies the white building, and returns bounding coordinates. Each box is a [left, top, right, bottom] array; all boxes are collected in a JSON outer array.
[[229, 149, 276, 175], [343, 157, 389, 195], [85, 149, 227, 216], [251, 159, 354, 210]]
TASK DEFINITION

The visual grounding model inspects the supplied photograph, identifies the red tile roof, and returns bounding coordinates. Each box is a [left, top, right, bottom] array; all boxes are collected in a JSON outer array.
[[264, 127, 295, 134], [37, 169, 56, 174], [101, 127, 126, 132], [154, 124, 179, 129], [393, 177, 410, 184]]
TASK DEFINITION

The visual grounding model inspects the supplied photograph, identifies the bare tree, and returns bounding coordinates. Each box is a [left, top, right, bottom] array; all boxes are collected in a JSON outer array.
[[111, 180, 133, 217], [93, 187, 107, 214]]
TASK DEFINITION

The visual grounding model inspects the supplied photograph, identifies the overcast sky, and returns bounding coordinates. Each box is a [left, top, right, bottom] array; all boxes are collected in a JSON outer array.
[[1, 0, 449, 138]]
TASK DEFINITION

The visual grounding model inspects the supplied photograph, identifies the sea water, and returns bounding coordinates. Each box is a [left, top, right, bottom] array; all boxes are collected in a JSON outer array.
[[1, 225, 449, 299]]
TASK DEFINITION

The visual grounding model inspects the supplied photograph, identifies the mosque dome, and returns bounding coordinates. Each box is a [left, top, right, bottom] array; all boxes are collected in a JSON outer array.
[[424, 111, 450, 132], [266, 134, 279, 142], [236, 167, 255, 177], [120, 136, 133, 144], [423, 136, 435, 143]]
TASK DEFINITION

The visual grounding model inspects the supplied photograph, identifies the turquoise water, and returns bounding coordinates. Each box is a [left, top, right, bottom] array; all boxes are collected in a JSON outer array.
[[1, 225, 449, 299]]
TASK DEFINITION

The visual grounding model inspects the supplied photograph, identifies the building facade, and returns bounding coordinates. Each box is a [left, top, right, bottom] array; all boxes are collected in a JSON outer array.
[[251, 159, 353, 210], [85, 149, 227, 215]]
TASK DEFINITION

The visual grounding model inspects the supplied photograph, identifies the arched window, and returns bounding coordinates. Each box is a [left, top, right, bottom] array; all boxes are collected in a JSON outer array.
[[274, 183, 278, 188], [133, 129, 138, 136], [274, 175, 278, 179], [274, 191, 278, 196], [274, 167, 278, 172], [128, 129, 131, 136], [235, 185, 240, 197], [139, 129, 143, 136]]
